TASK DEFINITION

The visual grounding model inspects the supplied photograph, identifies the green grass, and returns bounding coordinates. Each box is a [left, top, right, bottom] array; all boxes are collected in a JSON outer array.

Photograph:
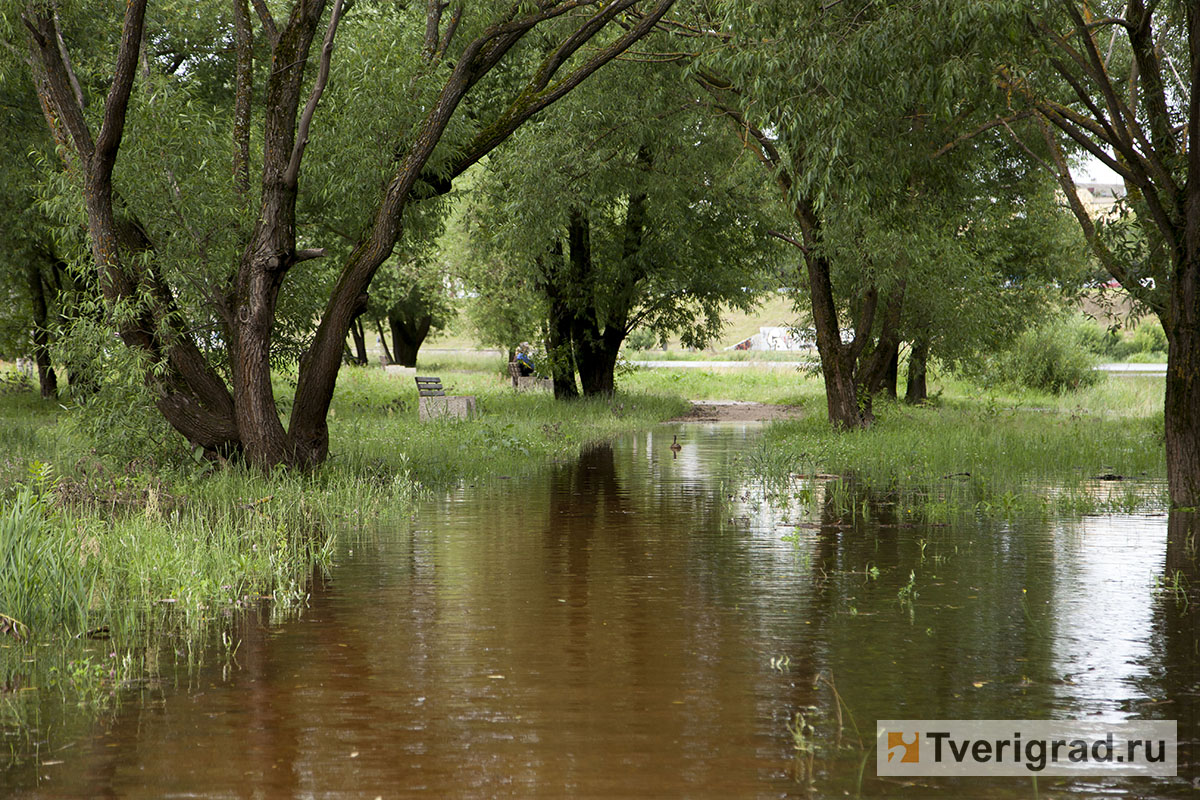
[[0, 364, 687, 646], [750, 373, 1167, 518], [322, 365, 688, 487], [622, 361, 824, 405], [0, 356, 1172, 726]]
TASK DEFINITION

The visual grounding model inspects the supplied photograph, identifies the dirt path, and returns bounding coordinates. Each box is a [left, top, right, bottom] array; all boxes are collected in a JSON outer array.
[[671, 400, 804, 422]]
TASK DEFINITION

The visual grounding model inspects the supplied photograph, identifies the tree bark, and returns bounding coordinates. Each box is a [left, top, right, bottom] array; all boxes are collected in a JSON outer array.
[[905, 338, 929, 404], [882, 345, 898, 398], [575, 327, 622, 397], [859, 282, 906, 398], [539, 240, 580, 400], [1164, 257, 1200, 507]]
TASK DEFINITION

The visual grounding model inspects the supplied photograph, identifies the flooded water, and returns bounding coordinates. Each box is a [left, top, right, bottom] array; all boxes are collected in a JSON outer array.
[[3, 423, 1197, 798]]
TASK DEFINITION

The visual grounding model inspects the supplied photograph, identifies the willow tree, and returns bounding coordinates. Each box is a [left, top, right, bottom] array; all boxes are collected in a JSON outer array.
[[1004, 1, 1200, 506], [15, 0, 676, 467], [466, 55, 782, 397], [694, 0, 1072, 427]]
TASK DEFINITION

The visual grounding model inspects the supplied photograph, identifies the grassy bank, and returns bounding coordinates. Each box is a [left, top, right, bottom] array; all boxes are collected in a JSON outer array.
[[747, 372, 1167, 518], [0, 365, 687, 647]]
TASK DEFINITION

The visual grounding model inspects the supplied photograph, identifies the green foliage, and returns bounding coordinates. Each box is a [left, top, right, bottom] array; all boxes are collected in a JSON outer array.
[[1129, 318, 1167, 355], [625, 328, 657, 351], [464, 56, 783, 361], [53, 315, 192, 466], [1074, 317, 1125, 358], [962, 317, 1100, 395], [0, 481, 96, 637]]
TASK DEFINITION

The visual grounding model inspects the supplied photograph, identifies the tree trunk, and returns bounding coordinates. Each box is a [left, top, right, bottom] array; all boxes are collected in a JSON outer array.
[[1164, 315, 1200, 508], [882, 344, 898, 399], [546, 300, 579, 400], [25, 260, 57, 399], [858, 282, 905, 398], [373, 318, 393, 365], [806, 248, 873, 428], [905, 338, 929, 404], [348, 316, 368, 365], [388, 308, 432, 368], [575, 328, 622, 397]]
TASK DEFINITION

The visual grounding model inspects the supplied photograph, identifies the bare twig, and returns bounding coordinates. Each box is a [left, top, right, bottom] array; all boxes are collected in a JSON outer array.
[[768, 229, 808, 252]]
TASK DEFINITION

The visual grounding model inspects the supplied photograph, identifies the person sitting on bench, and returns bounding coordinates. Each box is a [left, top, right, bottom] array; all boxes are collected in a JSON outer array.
[[515, 343, 535, 377]]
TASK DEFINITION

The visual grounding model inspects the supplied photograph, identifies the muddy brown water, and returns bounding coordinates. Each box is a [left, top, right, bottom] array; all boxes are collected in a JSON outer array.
[[3, 423, 1197, 798]]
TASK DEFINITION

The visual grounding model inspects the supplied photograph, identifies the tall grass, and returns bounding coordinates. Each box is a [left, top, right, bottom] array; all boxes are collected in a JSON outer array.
[[0, 485, 94, 638], [752, 375, 1167, 517], [0, 365, 689, 647]]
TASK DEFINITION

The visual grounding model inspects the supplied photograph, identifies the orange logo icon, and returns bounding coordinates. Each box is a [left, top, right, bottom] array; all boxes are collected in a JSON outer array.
[[887, 731, 920, 763]]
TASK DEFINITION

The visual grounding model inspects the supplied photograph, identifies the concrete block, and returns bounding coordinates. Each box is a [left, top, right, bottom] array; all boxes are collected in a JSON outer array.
[[515, 376, 552, 392], [419, 395, 477, 422], [385, 365, 417, 377]]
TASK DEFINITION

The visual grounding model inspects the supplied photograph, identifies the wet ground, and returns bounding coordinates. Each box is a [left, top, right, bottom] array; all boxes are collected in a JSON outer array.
[[2, 423, 1195, 798]]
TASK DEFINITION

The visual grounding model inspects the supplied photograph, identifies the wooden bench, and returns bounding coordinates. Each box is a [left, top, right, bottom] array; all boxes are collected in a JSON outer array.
[[415, 376, 446, 396], [414, 375, 475, 421]]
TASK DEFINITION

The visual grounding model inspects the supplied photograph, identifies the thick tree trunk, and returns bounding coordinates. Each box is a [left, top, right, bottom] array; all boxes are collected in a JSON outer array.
[[1164, 316, 1200, 508], [25, 261, 57, 399], [905, 338, 929, 404], [575, 328, 622, 397], [806, 250, 873, 428], [881, 344, 898, 399], [859, 282, 905, 398], [546, 304, 579, 400], [388, 309, 432, 368]]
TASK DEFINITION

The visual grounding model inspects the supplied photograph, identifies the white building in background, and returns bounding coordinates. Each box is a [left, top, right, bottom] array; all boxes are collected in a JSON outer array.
[[727, 326, 853, 351]]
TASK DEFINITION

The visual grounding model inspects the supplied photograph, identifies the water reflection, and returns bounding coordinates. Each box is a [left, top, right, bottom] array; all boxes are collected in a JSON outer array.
[[2, 425, 1195, 798]]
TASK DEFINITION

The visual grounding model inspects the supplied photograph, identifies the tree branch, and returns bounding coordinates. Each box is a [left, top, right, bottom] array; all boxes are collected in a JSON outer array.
[[931, 111, 1034, 158], [93, 0, 148, 176], [423, 0, 448, 61], [251, 0, 279, 44], [233, 0, 254, 196], [285, 0, 345, 188], [768, 229, 808, 252]]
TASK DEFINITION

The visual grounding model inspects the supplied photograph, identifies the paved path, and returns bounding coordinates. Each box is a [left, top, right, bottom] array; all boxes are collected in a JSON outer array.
[[1095, 363, 1166, 374], [631, 360, 813, 370], [631, 359, 1167, 375]]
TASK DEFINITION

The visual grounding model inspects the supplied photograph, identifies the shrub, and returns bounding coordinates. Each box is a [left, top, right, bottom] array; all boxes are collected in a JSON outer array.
[[1129, 318, 1167, 354], [960, 318, 1100, 394], [1007, 320, 1100, 393], [1072, 318, 1123, 357]]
